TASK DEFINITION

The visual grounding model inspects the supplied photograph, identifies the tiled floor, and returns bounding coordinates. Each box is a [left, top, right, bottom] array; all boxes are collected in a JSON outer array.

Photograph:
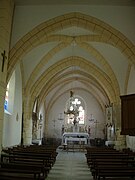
[[46, 149, 93, 180]]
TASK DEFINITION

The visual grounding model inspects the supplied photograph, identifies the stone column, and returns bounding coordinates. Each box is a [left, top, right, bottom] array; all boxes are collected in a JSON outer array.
[[0, 0, 14, 153], [23, 96, 33, 145], [23, 113, 33, 145], [113, 102, 126, 150], [115, 129, 126, 150]]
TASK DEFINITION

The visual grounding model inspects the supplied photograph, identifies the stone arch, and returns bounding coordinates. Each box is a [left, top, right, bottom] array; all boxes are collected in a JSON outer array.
[[39, 70, 109, 108], [25, 56, 118, 118], [30, 57, 115, 97]]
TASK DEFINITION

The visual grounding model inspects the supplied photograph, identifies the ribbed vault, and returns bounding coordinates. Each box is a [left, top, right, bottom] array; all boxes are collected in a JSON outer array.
[[7, 12, 135, 120]]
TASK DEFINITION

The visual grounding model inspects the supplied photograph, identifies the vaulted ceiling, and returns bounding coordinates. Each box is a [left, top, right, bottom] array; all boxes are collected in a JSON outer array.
[[8, 2, 135, 113]]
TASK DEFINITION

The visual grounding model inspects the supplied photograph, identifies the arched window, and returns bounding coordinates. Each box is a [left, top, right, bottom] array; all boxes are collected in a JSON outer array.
[[4, 83, 9, 111], [78, 106, 84, 124], [65, 96, 85, 125], [4, 72, 15, 114]]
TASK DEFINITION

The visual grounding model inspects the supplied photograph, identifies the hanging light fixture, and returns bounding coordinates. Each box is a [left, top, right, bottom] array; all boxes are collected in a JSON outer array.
[[64, 91, 81, 125]]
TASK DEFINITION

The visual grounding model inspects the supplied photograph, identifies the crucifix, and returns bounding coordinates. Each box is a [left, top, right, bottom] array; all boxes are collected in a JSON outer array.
[[1, 50, 7, 72]]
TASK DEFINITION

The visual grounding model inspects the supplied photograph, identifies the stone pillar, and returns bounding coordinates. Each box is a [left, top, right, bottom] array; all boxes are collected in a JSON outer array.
[[0, 0, 14, 153], [113, 102, 126, 150], [23, 114, 33, 145], [115, 129, 126, 150], [23, 96, 33, 145]]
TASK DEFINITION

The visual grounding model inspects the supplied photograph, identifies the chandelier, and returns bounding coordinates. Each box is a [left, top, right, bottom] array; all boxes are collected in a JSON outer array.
[[64, 91, 81, 125]]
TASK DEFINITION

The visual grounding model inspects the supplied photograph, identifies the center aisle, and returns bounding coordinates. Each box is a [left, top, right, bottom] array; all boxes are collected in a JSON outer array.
[[46, 149, 93, 180]]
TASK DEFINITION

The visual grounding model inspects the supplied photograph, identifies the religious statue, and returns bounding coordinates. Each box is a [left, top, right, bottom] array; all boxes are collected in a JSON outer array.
[[85, 125, 88, 133], [88, 125, 91, 136], [106, 124, 114, 141], [32, 112, 38, 139], [61, 125, 65, 135]]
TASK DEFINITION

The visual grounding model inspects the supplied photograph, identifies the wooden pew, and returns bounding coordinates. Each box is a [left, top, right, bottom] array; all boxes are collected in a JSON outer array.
[[94, 164, 135, 179], [1, 144, 58, 179], [0, 167, 45, 180], [0, 161, 49, 176], [87, 156, 134, 168], [2, 145, 58, 156], [1, 153, 53, 171], [85, 147, 134, 167], [0, 173, 40, 180], [90, 161, 130, 177], [85, 147, 135, 180], [4, 145, 58, 165], [96, 169, 135, 180]]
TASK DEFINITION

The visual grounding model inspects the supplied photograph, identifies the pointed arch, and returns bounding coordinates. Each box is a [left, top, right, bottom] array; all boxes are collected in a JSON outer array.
[[25, 56, 119, 118]]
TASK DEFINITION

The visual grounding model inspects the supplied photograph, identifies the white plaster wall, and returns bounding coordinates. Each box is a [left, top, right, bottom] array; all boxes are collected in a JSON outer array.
[[3, 113, 12, 147], [3, 72, 15, 147], [84, 92, 105, 139], [3, 64, 22, 147]]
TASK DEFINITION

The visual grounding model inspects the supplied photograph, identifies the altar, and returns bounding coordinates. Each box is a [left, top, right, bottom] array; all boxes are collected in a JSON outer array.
[[62, 132, 89, 145]]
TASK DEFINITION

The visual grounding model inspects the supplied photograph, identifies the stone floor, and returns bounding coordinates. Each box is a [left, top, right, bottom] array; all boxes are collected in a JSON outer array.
[[46, 148, 93, 180]]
